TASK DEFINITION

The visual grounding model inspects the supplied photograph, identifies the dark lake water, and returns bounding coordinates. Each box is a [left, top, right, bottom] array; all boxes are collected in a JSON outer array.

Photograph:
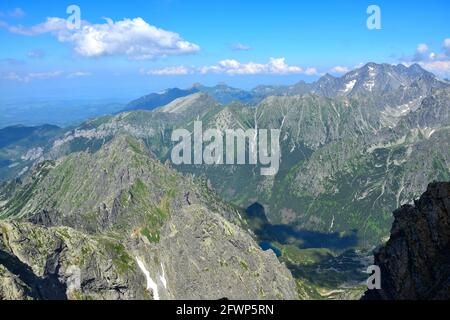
[[259, 241, 282, 257]]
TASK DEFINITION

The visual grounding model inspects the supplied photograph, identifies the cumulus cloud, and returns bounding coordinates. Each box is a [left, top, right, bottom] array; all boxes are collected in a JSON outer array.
[[417, 43, 429, 54], [404, 38, 450, 76], [230, 43, 252, 51], [304, 67, 318, 76], [2, 71, 63, 82], [4, 17, 200, 60], [330, 66, 350, 74], [200, 58, 305, 75], [412, 43, 436, 62]]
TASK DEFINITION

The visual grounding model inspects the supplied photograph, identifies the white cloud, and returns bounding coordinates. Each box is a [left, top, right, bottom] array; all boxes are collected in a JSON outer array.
[[5, 17, 200, 60], [2, 71, 63, 82], [444, 38, 450, 56], [404, 38, 450, 76], [416, 43, 429, 54], [7, 17, 67, 36], [230, 43, 252, 51], [203, 59, 267, 74], [304, 67, 318, 76], [27, 71, 63, 81], [67, 71, 91, 78], [142, 66, 190, 75], [141, 58, 316, 76], [200, 58, 306, 75], [2, 70, 91, 81], [2, 72, 23, 82], [413, 43, 433, 62], [444, 38, 450, 48], [27, 49, 45, 58], [198, 65, 223, 74], [410, 39, 450, 63], [268, 58, 304, 74], [419, 60, 450, 75], [330, 66, 350, 74]]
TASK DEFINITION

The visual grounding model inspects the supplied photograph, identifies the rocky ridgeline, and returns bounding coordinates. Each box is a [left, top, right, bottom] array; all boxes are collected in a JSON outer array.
[[363, 182, 450, 300], [0, 136, 297, 300]]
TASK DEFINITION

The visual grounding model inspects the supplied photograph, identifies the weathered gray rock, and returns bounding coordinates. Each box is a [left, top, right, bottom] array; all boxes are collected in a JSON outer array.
[[363, 182, 450, 300], [0, 136, 297, 300]]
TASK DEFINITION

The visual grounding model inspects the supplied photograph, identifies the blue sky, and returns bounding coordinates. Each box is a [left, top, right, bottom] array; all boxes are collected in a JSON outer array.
[[0, 0, 449, 100]]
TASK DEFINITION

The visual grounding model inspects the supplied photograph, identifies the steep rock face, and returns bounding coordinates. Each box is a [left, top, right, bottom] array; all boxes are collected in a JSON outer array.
[[363, 182, 450, 300], [0, 222, 148, 300], [0, 135, 298, 300]]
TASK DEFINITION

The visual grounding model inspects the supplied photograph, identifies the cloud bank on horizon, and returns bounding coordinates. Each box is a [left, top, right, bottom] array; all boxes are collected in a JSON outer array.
[[141, 58, 318, 76], [0, 0, 449, 98]]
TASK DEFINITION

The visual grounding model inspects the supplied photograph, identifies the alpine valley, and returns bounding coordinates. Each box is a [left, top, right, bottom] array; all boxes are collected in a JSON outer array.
[[1, 63, 449, 300]]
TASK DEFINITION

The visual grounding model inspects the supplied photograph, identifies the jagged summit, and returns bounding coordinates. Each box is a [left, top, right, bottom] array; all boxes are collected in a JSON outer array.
[[121, 62, 449, 113]]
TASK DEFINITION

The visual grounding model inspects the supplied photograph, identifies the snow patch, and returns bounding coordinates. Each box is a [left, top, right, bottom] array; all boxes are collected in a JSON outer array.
[[159, 263, 167, 289], [342, 80, 357, 93], [136, 257, 160, 300], [364, 66, 376, 91]]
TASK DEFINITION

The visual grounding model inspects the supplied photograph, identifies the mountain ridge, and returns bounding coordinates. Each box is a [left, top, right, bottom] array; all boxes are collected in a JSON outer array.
[[5, 62, 447, 247], [122, 63, 449, 111], [0, 134, 298, 300]]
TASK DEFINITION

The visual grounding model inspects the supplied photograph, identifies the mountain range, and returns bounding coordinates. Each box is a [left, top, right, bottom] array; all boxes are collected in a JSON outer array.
[[26, 62, 447, 246], [1, 62, 449, 300]]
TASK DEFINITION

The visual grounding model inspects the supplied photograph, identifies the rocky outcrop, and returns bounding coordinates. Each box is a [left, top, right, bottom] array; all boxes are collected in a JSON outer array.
[[0, 135, 298, 300], [0, 222, 148, 300], [363, 182, 450, 300]]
